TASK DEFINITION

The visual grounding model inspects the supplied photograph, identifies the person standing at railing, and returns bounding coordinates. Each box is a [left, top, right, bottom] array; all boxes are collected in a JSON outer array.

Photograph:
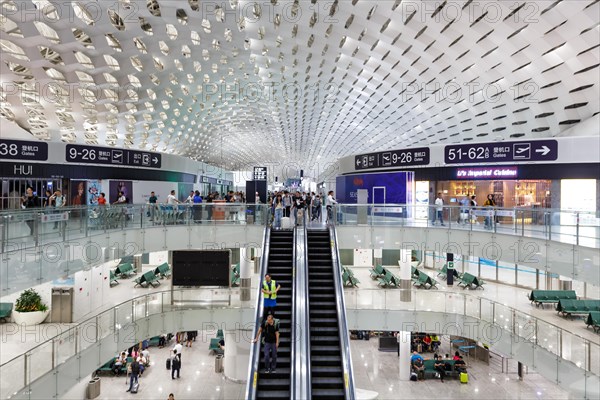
[[326, 190, 338, 224], [51, 189, 65, 230], [484, 194, 496, 230], [21, 187, 40, 235], [433, 192, 445, 226]]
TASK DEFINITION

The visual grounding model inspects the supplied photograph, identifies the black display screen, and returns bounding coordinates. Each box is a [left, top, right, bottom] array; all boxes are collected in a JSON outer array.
[[172, 250, 230, 287]]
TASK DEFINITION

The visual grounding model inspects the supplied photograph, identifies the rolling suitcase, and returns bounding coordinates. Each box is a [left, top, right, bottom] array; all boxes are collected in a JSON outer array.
[[281, 217, 292, 229], [166, 358, 171, 370], [460, 372, 468, 383], [131, 382, 139, 393]]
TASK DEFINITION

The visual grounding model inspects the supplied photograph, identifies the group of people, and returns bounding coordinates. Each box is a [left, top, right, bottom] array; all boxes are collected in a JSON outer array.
[[433, 192, 498, 229], [251, 274, 281, 374], [269, 190, 339, 229], [411, 351, 468, 382]]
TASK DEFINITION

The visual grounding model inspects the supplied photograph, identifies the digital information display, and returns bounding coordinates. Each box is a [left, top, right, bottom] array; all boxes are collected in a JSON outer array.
[[355, 147, 430, 170], [65, 144, 161, 168]]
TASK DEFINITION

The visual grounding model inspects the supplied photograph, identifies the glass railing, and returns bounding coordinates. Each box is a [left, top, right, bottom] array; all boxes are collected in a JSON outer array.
[[0, 202, 270, 249], [0, 288, 256, 400], [333, 204, 600, 248], [344, 288, 600, 378]]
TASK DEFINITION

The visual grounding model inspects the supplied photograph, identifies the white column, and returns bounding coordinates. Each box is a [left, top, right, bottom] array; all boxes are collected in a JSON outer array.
[[559, 275, 573, 291], [398, 249, 412, 302], [398, 331, 411, 381], [223, 329, 251, 382], [425, 251, 434, 269], [240, 247, 253, 301]]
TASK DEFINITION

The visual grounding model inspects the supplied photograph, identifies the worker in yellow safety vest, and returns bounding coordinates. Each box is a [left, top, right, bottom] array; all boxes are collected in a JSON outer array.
[[262, 274, 281, 318]]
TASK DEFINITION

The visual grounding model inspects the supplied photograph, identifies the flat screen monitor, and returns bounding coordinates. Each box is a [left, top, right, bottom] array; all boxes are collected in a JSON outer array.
[[172, 250, 230, 287]]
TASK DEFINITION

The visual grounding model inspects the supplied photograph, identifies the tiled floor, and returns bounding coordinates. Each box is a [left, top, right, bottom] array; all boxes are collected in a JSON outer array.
[[350, 336, 571, 400], [62, 333, 246, 400]]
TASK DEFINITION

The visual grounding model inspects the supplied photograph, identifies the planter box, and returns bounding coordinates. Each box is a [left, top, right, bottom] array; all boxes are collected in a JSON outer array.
[[13, 310, 49, 325]]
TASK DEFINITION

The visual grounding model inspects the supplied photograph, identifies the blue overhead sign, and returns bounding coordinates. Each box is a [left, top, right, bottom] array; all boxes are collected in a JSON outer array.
[[0, 139, 48, 161], [444, 140, 558, 164]]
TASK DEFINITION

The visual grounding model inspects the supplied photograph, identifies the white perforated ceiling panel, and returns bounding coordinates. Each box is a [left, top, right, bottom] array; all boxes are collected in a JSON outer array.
[[0, 0, 598, 171]]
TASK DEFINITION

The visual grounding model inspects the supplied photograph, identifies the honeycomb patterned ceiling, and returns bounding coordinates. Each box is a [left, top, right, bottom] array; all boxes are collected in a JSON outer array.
[[1, 0, 598, 171]]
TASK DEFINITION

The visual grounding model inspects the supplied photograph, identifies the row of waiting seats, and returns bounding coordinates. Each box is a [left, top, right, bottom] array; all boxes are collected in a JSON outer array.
[[109, 262, 171, 288], [438, 265, 486, 290], [528, 290, 600, 332]]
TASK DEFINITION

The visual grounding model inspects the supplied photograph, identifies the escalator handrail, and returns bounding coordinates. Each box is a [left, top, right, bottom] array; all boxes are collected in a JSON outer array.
[[329, 225, 357, 400], [244, 226, 271, 400], [295, 212, 312, 399], [290, 222, 298, 397]]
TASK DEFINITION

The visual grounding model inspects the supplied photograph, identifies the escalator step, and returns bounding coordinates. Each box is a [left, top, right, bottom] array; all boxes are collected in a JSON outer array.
[[311, 355, 342, 365], [256, 391, 290, 400], [311, 388, 345, 398], [311, 365, 343, 376], [310, 345, 342, 354], [311, 377, 344, 387]]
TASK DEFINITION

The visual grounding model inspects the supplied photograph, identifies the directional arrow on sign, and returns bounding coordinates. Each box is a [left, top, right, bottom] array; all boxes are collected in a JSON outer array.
[[356, 159, 361, 166], [152, 157, 159, 164], [535, 145, 550, 156]]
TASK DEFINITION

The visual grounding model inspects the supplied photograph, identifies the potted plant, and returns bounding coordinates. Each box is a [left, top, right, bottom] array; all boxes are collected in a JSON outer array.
[[13, 289, 49, 325]]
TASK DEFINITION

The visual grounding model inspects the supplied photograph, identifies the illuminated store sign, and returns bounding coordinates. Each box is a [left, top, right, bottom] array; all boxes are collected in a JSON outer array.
[[456, 166, 518, 179]]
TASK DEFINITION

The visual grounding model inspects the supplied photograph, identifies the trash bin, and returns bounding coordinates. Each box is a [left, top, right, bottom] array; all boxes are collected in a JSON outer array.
[[215, 354, 224, 373], [86, 377, 101, 399], [254, 257, 261, 274], [133, 254, 142, 273], [51, 287, 73, 323]]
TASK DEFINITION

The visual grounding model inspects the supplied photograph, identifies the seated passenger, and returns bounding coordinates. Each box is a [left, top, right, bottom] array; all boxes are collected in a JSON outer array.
[[412, 357, 425, 380], [141, 348, 150, 363], [430, 335, 441, 351], [218, 338, 225, 351], [423, 335, 432, 352], [433, 355, 446, 382], [410, 351, 424, 364], [137, 356, 146, 375], [454, 356, 467, 373], [453, 351, 460, 361], [112, 352, 127, 376]]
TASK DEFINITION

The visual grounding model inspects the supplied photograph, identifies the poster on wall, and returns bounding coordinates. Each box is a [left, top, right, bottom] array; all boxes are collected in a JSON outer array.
[[415, 181, 429, 220], [109, 181, 133, 203], [70, 180, 87, 206], [87, 180, 102, 206]]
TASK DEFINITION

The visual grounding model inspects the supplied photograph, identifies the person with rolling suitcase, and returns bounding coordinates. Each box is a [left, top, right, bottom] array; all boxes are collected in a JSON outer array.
[[166, 357, 171, 370], [171, 349, 181, 379]]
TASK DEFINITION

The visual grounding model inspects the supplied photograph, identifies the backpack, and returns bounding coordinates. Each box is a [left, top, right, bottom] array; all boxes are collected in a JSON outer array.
[[410, 372, 418, 381]]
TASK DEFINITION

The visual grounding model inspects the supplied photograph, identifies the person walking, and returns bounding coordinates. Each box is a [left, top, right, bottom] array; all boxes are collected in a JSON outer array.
[[326, 191, 337, 224], [173, 340, 183, 362], [272, 194, 284, 229], [433, 192, 445, 226], [21, 187, 40, 235], [262, 274, 280, 318], [170, 349, 181, 379], [253, 314, 280, 374], [126, 357, 140, 392], [51, 189, 65, 229]]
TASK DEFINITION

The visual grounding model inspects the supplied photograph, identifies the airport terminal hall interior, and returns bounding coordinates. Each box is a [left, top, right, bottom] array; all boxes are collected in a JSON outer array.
[[1, 1, 600, 400]]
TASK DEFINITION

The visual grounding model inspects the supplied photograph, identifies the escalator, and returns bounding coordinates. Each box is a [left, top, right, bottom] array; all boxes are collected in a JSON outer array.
[[255, 229, 294, 399], [307, 229, 346, 399]]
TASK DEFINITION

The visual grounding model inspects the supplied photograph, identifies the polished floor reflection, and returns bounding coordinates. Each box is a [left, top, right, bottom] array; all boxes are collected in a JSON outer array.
[[350, 336, 572, 400]]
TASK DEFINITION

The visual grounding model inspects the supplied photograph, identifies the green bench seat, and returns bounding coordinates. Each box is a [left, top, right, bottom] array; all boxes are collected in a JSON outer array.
[[96, 356, 133, 375], [457, 272, 485, 290], [115, 262, 135, 278], [377, 269, 400, 288], [134, 270, 161, 288], [529, 290, 577, 307], [437, 264, 462, 280], [412, 272, 439, 290], [148, 336, 161, 347], [0, 303, 13, 322], [342, 267, 360, 287], [421, 359, 459, 379], [370, 264, 385, 279], [585, 311, 600, 332], [154, 262, 171, 279], [556, 299, 600, 318], [109, 270, 119, 286], [209, 337, 224, 355]]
